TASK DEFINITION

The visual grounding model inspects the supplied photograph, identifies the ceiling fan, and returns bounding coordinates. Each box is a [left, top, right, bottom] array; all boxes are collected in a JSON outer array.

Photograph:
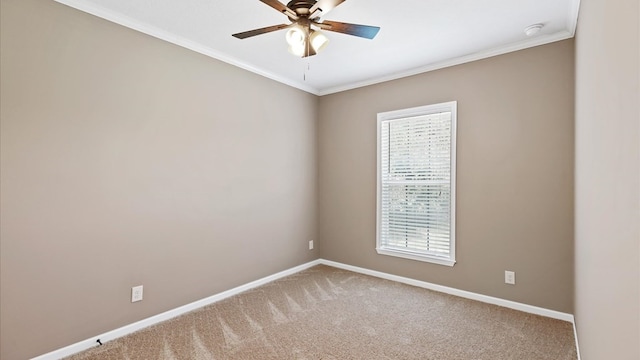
[[232, 0, 380, 57]]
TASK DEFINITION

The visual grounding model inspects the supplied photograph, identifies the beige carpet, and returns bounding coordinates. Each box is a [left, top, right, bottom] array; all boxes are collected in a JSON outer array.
[[66, 265, 577, 359]]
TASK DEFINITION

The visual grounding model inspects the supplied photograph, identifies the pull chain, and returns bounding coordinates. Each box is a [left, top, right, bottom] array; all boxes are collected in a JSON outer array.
[[303, 30, 310, 81], [304, 61, 310, 81]]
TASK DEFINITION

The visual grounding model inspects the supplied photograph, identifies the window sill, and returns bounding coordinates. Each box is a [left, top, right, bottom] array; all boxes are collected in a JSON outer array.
[[376, 247, 456, 267]]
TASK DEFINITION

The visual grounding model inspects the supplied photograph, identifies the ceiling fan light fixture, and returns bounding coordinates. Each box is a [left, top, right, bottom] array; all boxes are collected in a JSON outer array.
[[286, 27, 327, 57]]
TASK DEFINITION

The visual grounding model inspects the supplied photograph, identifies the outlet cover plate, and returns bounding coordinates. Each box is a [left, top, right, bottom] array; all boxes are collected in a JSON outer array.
[[131, 285, 143, 302], [505, 271, 516, 285]]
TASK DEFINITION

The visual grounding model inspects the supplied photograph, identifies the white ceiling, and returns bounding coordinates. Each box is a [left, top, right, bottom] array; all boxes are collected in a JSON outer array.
[[54, 0, 580, 95]]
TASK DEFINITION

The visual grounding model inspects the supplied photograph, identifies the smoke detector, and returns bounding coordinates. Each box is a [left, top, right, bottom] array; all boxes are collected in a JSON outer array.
[[524, 24, 544, 36]]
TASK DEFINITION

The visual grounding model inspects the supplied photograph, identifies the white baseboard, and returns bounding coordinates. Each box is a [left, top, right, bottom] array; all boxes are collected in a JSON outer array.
[[31, 259, 322, 360], [319, 259, 574, 322], [573, 320, 582, 360], [33, 258, 580, 359]]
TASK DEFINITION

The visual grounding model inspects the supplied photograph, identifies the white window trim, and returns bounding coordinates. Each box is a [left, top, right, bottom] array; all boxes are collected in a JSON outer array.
[[376, 101, 457, 267]]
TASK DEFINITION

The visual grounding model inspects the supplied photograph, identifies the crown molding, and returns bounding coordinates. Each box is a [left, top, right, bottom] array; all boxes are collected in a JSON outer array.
[[53, 0, 321, 95], [54, 0, 579, 96]]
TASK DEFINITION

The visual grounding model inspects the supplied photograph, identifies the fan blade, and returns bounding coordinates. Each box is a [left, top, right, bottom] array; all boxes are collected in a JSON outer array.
[[317, 20, 380, 39], [259, 0, 298, 19], [232, 24, 291, 39], [309, 0, 346, 15]]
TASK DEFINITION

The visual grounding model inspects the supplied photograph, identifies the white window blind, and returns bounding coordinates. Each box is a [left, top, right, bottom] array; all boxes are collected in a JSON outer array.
[[376, 102, 456, 266]]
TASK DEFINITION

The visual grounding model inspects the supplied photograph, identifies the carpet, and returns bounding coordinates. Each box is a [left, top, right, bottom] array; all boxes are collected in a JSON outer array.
[[65, 265, 577, 359]]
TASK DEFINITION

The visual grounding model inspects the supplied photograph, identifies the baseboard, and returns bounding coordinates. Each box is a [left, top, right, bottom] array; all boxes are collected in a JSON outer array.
[[33, 257, 580, 359], [31, 259, 322, 360], [573, 320, 582, 360], [319, 259, 575, 322]]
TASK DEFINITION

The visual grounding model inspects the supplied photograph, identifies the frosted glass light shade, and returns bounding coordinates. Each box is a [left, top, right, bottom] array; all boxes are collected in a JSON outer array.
[[288, 43, 306, 57], [309, 30, 329, 53], [285, 26, 306, 46]]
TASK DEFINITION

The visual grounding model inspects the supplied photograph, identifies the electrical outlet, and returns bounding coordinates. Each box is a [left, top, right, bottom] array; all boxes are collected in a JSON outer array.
[[309, 240, 314, 250], [131, 285, 143, 302], [505, 271, 516, 285]]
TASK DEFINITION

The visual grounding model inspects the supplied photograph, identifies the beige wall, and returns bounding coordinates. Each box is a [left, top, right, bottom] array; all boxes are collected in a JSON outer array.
[[2, 0, 605, 358], [0, 0, 318, 359], [574, 0, 640, 358], [318, 40, 575, 313]]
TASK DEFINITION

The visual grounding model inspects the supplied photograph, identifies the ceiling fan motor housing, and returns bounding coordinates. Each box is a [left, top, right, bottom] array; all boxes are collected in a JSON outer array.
[[287, 0, 317, 19]]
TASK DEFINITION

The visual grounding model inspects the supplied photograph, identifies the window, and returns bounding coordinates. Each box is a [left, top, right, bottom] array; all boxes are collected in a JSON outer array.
[[376, 101, 457, 266]]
